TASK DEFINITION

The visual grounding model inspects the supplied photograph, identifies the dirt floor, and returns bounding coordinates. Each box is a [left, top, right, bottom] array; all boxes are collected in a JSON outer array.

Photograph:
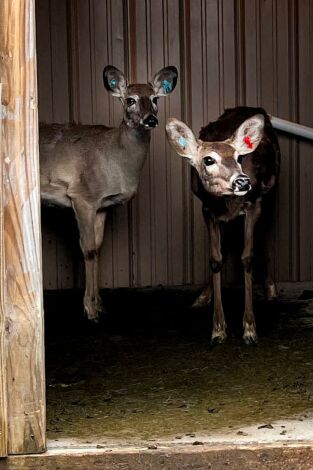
[[44, 285, 313, 448]]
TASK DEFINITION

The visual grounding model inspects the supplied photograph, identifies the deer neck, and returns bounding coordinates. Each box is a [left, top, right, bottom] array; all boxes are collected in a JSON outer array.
[[118, 120, 151, 169], [120, 119, 151, 146]]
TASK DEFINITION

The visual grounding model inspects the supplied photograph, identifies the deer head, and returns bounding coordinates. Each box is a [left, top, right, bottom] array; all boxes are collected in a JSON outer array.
[[166, 115, 264, 196], [103, 65, 178, 130]]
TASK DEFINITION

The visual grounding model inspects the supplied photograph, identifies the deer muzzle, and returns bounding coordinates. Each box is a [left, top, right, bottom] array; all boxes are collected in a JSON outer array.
[[142, 114, 158, 128], [232, 174, 251, 196]]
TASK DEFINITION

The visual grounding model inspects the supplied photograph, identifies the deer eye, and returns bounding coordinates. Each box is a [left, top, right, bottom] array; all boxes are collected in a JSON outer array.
[[152, 97, 159, 105], [126, 98, 136, 107], [237, 155, 243, 164], [203, 156, 216, 166]]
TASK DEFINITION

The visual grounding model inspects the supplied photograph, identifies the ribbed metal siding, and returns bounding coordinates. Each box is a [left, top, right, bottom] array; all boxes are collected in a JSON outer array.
[[36, 0, 313, 289]]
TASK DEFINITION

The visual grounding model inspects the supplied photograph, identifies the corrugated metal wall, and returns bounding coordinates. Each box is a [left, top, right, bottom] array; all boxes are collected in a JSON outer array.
[[36, 0, 313, 290]]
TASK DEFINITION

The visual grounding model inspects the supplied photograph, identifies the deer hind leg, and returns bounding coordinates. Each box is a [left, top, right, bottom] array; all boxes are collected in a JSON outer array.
[[242, 201, 261, 344], [263, 202, 277, 302], [192, 283, 213, 308], [207, 216, 226, 344], [264, 227, 277, 301], [92, 211, 107, 313], [72, 200, 106, 321], [192, 206, 214, 308]]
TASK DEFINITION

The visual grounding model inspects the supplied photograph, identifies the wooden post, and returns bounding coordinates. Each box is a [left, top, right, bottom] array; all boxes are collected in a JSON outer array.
[[0, 0, 46, 454], [0, 83, 8, 458]]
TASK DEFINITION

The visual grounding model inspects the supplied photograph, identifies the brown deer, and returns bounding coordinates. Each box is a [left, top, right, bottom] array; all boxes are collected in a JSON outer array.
[[40, 65, 178, 321], [166, 107, 280, 344]]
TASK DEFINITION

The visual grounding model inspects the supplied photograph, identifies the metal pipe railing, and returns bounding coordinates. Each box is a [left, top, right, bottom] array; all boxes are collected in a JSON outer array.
[[270, 116, 313, 141]]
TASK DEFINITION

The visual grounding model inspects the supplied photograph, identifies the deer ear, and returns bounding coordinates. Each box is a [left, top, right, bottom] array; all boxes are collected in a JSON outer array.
[[230, 114, 265, 155], [150, 66, 178, 97], [103, 65, 127, 97], [166, 118, 198, 160]]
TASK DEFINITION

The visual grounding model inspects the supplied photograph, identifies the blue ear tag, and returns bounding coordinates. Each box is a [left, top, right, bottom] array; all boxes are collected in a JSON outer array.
[[178, 136, 187, 148], [110, 78, 117, 88], [162, 79, 172, 94]]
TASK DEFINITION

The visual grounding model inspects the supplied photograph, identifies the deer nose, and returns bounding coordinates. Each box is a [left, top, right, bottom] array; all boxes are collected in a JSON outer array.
[[232, 175, 251, 194], [143, 115, 158, 128]]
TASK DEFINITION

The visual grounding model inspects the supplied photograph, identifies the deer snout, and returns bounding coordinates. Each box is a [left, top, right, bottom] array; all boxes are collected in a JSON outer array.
[[142, 114, 158, 128], [232, 174, 251, 195]]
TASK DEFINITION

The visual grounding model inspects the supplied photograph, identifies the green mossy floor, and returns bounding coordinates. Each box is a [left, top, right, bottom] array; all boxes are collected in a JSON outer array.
[[45, 286, 313, 443]]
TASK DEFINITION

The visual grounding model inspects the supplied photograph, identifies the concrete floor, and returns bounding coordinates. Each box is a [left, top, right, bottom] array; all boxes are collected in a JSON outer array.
[[44, 284, 313, 450]]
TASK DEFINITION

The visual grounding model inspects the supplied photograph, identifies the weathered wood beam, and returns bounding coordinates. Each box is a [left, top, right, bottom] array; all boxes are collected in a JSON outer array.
[[0, 0, 45, 454], [1, 444, 313, 470], [0, 83, 8, 458]]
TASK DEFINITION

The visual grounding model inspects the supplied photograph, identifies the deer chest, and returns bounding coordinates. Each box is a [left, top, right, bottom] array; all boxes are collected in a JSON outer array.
[[204, 196, 252, 223]]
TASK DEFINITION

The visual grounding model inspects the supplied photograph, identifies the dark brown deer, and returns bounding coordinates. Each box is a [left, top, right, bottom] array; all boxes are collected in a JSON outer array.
[[166, 107, 280, 344], [40, 65, 178, 321]]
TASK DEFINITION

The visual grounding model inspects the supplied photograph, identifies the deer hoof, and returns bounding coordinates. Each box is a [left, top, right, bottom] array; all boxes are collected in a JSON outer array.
[[243, 323, 258, 345], [211, 329, 227, 345], [266, 283, 278, 302], [192, 294, 212, 308], [95, 295, 104, 313], [85, 308, 100, 323], [84, 295, 105, 322]]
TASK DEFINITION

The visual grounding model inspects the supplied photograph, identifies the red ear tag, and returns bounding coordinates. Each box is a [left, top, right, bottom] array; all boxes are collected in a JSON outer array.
[[244, 136, 253, 150]]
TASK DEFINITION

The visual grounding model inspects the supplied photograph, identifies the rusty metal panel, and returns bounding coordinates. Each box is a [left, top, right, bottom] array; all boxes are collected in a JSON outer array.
[[36, 0, 313, 289]]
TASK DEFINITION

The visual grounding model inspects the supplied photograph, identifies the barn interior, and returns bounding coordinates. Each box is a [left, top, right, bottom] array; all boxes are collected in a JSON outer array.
[[36, 0, 313, 451], [44, 285, 313, 449]]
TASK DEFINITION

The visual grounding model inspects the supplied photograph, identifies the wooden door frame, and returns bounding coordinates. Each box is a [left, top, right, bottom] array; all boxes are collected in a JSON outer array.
[[0, 83, 8, 458], [0, 0, 45, 455]]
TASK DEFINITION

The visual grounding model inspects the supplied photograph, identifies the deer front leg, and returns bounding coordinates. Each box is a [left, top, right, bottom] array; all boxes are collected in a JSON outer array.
[[72, 200, 106, 321], [242, 201, 261, 344], [208, 217, 226, 344]]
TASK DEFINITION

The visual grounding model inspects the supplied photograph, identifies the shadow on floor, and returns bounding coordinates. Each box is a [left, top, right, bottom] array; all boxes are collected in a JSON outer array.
[[44, 286, 313, 443]]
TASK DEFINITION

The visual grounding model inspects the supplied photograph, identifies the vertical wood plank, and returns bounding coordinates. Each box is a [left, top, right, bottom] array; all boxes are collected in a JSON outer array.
[[0, 0, 45, 454], [0, 83, 8, 457]]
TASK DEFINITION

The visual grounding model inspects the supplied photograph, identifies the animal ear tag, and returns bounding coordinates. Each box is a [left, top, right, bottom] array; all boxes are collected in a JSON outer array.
[[178, 136, 187, 149], [110, 78, 117, 88], [244, 136, 253, 150], [163, 79, 172, 94]]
